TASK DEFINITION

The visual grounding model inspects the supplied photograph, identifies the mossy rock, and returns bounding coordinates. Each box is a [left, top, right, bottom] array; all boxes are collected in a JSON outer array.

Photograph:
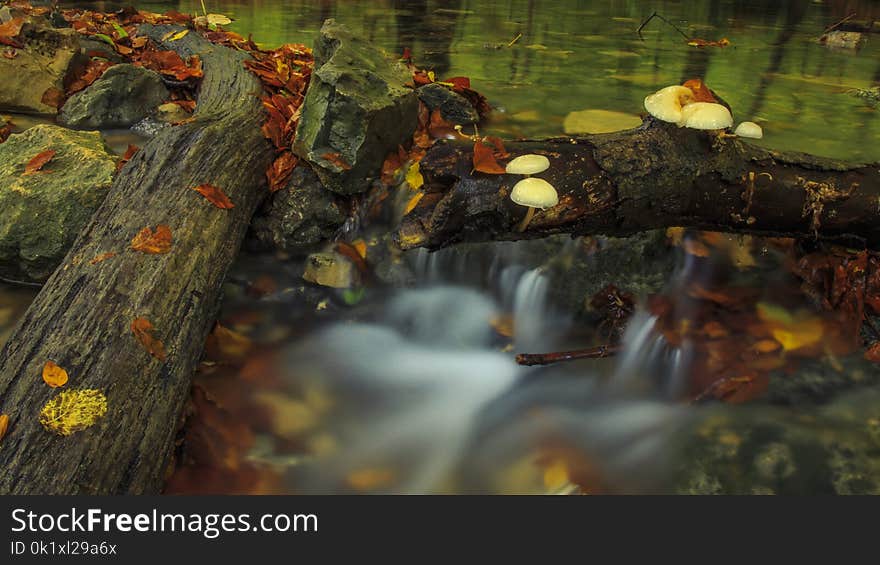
[[0, 124, 116, 283]]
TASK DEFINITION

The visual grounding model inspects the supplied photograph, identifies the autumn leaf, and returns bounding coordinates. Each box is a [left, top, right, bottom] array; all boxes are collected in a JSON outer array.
[[473, 141, 505, 174], [405, 162, 424, 190], [23, 150, 56, 175], [205, 323, 252, 362], [131, 225, 172, 254], [42, 361, 69, 388], [131, 317, 167, 362], [403, 192, 424, 215], [39, 389, 108, 436], [0, 17, 24, 41], [193, 184, 235, 209], [687, 37, 730, 48], [682, 78, 718, 103], [89, 252, 116, 265], [267, 150, 298, 192], [321, 152, 352, 171], [0, 414, 9, 442], [40, 87, 65, 109], [116, 144, 139, 171]]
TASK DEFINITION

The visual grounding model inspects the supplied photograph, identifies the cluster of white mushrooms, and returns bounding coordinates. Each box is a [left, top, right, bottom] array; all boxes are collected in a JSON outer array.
[[506, 154, 557, 232], [643, 85, 763, 139]]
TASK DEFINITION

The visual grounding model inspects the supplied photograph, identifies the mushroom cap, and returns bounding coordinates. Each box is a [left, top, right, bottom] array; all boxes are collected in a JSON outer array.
[[505, 154, 551, 175], [680, 102, 733, 130], [510, 177, 558, 209], [644, 85, 695, 123], [734, 121, 763, 139]]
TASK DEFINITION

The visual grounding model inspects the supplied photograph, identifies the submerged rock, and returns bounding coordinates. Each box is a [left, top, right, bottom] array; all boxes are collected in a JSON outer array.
[[0, 124, 117, 283], [303, 251, 360, 288], [0, 17, 84, 115], [250, 164, 346, 251], [294, 20, 419, 195], [417, 83, 479, 125], [59, 64, 169, 129]]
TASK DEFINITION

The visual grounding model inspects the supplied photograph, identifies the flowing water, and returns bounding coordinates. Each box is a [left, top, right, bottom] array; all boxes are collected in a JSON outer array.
[[3, 0, 880, 493]]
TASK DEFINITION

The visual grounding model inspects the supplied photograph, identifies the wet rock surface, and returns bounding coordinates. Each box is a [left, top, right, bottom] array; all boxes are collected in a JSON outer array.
[[59, 64, 169, 129], [417, 83, 479, 125], [250, 165, 346, 251], [294, 20, 419, 195], [0, 17, 83, 115], [303, 251, 360, 288], [0, 124, 117, 283]]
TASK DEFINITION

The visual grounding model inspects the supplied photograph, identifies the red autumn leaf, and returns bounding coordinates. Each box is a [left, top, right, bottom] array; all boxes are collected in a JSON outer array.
[[682, 78, 718, 103], [117, 144, 139, 171], [193, 184, 235, 209], [67, 59, 114, 96], [484, 136, 509, 159], [40, 87, 65, 109], [321, 152, 352, 171], [266, 150, 298, 192], [472, 141, 505, 174], [138, 49, 203, 81], [444, 76, 470, 92], [172, 99, 196, 112], [131, 317, 167, 362], [131, 225, 172, 254], [23, 150, 56, 175]]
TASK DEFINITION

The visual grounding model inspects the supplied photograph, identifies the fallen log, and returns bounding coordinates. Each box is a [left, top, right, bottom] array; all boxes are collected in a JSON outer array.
[[0, 25, 273, 494], [397, 120, 880, 250]]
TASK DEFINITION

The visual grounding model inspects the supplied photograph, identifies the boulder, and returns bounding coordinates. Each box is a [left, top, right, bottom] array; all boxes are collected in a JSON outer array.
[[0, 124, 117, 283], [59, 64, 169, 129], [417, 83, 479, 125], [250, 164, 346, 251], [303, 252, 360, 288], [294, 20, 419, 195], [0, 17, 84, 115]]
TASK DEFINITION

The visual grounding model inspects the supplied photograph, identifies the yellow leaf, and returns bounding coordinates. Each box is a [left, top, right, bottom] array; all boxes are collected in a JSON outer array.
[[169, 29, 189, 41], [756, 303, 823, 351], [403, 192, 424, 215], [0, 414, 9, 442], [39, 389, 108, 436], [42, 361, 68, 388], [543, 459, 570, 490], [405, 162, 424, 190], [352, 239, 367, 259], [427, 70, 435, 82]]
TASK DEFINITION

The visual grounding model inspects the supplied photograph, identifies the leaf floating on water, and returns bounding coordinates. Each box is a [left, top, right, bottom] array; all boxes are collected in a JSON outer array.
[[131, 317, 168, 362], [0, 413, 9, 442], [472, 141, 505, 174], [39, 389, 108, 436], [23, 150, 56, 175], [687, 37, 730, 48], [193, 184, 235, 209], [131, 225, 172, 254], [42, 361, 69, 388], [89, 252, 117, 265]]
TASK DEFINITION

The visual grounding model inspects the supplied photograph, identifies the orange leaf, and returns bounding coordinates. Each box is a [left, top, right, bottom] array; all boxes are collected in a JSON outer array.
[[40, 87, 65, 109], [131, 317, 167, 362], [89, 252, 117, 265], [131, 225, 172, 254], [267, 150, 298, 192], [42, 361, 69, 388], [0, 17, 24, 40], [23, 150, 56, 175], [193, 184, 234, 209], [321, 152, 352, 171], [682, 78, 718, 103], [117, 144, 139, 171], [0, 414, 8, 442], [473, 141, 505, 174]]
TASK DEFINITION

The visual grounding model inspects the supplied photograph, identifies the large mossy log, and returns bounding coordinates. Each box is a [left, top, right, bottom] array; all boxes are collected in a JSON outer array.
[[397, 120, 880, 250], [0, 26, 273, 494]]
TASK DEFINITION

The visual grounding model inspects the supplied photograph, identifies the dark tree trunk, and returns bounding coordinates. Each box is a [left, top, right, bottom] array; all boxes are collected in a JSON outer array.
[[397, 119, 880, 250], [0, 25, 273, 494]]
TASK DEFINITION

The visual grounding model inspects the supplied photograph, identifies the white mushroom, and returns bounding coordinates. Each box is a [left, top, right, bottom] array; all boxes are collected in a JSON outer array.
[[644, 85, 695, 124], [505, 154, 550, 175], [510, 177, 558, 232], [679, 102, 733, 130], [734, 121, 763, 139]]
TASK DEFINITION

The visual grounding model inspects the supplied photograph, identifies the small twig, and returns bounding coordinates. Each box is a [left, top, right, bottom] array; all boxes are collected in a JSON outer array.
[[0, 275, 43, 288], [637, 12, 691, 42], [823, 12, 857, 35], [516, 344, 621, 366], [507, 33, 523, 47]]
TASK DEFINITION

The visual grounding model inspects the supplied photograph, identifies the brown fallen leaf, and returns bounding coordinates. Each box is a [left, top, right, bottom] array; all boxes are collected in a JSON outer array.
[[40, 87, 65, 109], [23, 150, 56, 175], [321, 152, 352, 171], [131, 317, 167, 362], [116, 144, 139, 172], [0, 413, 8, 442], [131, 225, 172, 254], [89, 252, 117, 265], [193, 184, 235, 209], [473, 141, 505, 174], [42, 361, 69, 388]]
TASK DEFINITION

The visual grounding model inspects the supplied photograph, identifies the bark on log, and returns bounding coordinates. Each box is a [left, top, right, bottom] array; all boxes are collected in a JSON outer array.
[[0, 25, 273, 494], [397, 120, 880, 250]]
